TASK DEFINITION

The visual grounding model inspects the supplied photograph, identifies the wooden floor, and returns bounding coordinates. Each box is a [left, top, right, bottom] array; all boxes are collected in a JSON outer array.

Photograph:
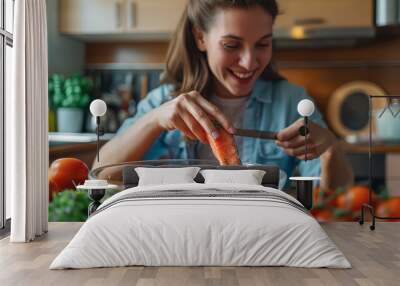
[[0, 222, 399, 286]]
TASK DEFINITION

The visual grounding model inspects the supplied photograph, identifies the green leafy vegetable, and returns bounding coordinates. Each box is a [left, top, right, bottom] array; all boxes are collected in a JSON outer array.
[[49, 190, 90, 222], [48, 73, 93, 108]]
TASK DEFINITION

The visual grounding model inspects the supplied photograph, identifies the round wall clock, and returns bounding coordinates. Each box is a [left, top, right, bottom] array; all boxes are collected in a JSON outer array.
[[327, 81, 387, 138]]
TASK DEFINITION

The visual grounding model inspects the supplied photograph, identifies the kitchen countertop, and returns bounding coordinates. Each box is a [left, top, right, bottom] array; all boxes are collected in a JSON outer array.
[[49, 133, 116, 166], [49, 132, 115, 146]]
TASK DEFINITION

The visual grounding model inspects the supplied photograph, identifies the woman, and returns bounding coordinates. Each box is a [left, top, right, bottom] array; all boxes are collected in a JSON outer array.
[[94, 0, 353, 190]]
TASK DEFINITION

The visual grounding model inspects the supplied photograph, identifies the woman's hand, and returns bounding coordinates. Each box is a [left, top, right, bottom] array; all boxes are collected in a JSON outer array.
[[152, 91, 235, 144], [275, 119, 337, 160]]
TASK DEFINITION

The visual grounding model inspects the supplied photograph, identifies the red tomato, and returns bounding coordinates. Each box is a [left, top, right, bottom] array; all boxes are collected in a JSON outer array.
[[336, 186, 370, 212], [376, 198, 400, 222], [49, 158, 89, 193]]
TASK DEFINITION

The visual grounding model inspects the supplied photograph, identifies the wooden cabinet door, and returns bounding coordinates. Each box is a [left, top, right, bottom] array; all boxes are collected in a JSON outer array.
[[275, 0, 374, 29], [60, 0, 125, 34], [125, 0, 187, 33]]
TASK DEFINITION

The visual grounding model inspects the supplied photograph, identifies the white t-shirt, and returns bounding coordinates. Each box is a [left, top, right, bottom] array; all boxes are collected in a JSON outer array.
[[198, 94, 249, 161]]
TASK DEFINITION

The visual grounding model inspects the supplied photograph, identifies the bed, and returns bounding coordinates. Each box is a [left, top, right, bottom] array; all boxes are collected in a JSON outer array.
[[49, 163, 351, 269]]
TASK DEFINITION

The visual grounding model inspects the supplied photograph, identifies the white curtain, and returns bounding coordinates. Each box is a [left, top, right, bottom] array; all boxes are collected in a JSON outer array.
[[7, 0, 48, 242]]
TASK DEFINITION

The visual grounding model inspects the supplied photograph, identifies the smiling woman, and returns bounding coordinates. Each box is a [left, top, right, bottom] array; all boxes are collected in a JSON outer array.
[[95, 0, 353, 191], [164, 0, 281, 98]]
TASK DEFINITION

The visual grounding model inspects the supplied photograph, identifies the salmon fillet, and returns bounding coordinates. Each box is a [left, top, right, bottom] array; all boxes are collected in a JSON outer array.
[[206, 126, 241, 165]]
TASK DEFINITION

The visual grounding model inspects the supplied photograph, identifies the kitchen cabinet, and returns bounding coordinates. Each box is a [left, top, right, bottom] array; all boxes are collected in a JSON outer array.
[[59, 0, 376, 44], [276, 0, 373, 28], [125, 0, 187, 32], [60, 0, 124, 34], [60, 0, 187, 39], [275, 0, 374, 38]]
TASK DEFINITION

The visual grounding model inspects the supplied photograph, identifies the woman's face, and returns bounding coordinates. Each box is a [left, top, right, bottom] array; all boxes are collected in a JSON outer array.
[[195, 6, 274, 98]]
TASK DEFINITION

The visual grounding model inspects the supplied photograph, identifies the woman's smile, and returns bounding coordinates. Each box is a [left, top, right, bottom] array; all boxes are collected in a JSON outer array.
[[228, 69, 257, 87]]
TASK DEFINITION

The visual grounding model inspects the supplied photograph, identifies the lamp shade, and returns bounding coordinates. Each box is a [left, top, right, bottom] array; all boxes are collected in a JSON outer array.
[[90, 99, 107, 117], [297, 99, 315, 117]]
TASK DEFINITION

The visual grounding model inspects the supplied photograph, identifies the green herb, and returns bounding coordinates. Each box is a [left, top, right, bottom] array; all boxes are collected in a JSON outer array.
[[49, 190, 90, 222], [48, 188, 122, 222], [48, 73, 93, 108]]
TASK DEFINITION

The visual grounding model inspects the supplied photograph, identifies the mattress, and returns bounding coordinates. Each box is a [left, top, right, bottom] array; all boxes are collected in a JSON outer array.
[[50, 183, 351, 269]]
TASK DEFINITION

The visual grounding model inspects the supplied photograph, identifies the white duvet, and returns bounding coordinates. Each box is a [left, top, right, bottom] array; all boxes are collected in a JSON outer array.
[[50, 183, 351, 269]]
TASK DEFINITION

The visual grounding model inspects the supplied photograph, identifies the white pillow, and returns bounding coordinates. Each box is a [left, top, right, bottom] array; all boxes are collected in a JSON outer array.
[[200, 169, 266, 185], [135, 167, 201, 186]]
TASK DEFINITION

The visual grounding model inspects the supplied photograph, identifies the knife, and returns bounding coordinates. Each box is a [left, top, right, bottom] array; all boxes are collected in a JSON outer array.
[[234, 128, 278, 140]]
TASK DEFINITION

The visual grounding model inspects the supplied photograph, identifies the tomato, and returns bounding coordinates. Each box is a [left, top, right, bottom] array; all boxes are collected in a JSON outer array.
[[49, 158, 89, 194], [376, 198, 400, 222], [336, 185, 370, 212]]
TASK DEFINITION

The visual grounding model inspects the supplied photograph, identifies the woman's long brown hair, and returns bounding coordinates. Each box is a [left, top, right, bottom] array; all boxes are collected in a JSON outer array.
[[162, 0, 284, 97]]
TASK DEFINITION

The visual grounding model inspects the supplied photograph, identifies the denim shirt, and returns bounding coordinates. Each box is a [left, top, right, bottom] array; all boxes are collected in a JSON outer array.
[[117, 79, 326, 181]]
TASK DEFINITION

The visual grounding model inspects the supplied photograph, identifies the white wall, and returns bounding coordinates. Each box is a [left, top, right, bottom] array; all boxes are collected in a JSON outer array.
[[47, 0, 85, 75]]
